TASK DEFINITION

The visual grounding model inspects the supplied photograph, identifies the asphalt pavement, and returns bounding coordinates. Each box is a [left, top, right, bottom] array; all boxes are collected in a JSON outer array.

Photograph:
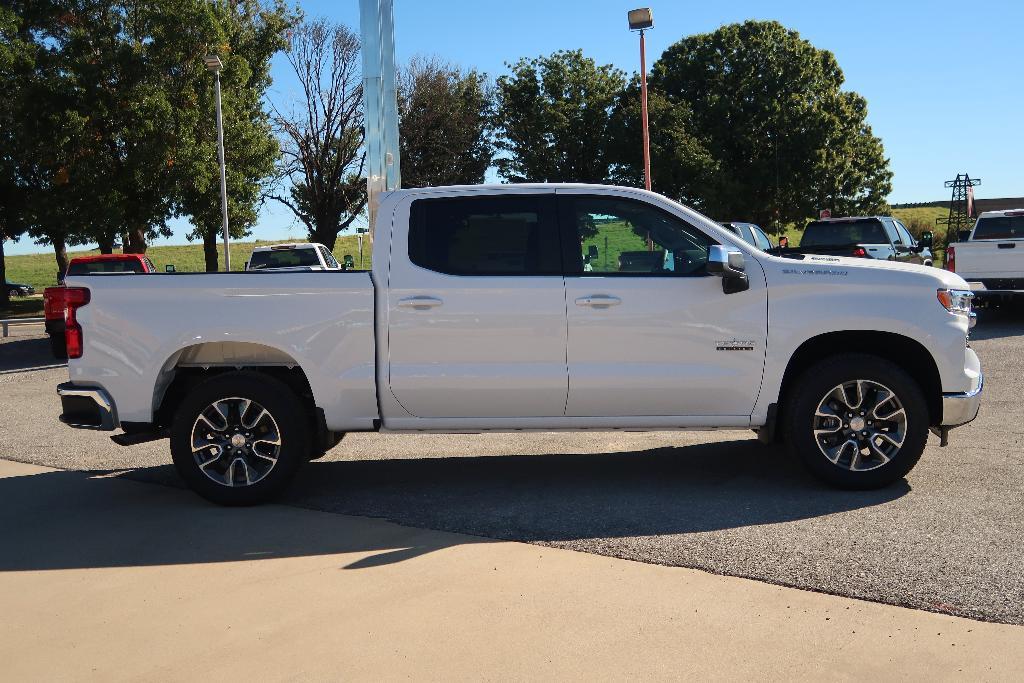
[[2, 309, 1022, 625]]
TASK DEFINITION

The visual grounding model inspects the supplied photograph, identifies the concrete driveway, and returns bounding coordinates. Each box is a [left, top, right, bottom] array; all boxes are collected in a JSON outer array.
[[3, 458, 1024, 680]]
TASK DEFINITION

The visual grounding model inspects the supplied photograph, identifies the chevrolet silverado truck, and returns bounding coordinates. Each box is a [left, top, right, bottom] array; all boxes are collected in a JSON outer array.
[[945, 209, 1024, 304], [55, 185, 983, 505]]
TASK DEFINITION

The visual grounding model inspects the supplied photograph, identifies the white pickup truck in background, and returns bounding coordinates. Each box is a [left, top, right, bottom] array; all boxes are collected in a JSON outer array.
[[245, 242, 343, 271], [945, 209, 1024, 304], [56, 184, 983, 505]]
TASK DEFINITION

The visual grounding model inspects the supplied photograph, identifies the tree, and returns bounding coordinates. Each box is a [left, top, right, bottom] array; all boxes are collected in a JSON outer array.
[[397, 57, 494, 187], [0, 5, 33, 305], [650, 20, 892, 230], [811, 91, 892, 217], [494, 50, 625, 183], [175, 1, 293, 272], [606, 77, 718, 205], [270, 19, 366, 251], [2, 0, 293, 276]]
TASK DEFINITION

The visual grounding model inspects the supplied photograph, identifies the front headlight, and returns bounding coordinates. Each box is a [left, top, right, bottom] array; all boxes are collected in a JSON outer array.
[[937, 288, 976, 328], [937, 288, 973, 314]]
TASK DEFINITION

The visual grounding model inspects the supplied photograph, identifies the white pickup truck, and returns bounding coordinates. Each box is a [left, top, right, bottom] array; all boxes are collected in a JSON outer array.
[[245, 242, 343, 271], [56, 184, 983, 505], [945, 209, 1024, 304]]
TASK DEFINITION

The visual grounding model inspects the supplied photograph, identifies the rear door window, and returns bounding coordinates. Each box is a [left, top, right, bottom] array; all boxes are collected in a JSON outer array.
[[408, 195, 560, 275], [881, 219, 901, 244], [750, 225, 773, 251], [319, 246, 340, 269], [894, 221, 915, 247]]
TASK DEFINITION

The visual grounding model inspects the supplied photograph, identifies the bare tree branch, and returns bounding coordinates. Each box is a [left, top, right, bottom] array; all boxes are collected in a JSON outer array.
[[270, 18, 366, 249]]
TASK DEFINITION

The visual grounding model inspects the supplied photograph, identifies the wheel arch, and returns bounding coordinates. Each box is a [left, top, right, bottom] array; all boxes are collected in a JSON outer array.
[[152, 342, 317, 430], [777, 331, 943, 428]]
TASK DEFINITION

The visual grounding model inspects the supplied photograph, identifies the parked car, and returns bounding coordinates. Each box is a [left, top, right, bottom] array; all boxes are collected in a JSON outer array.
[[44, 254, 157, 358], [56, 184, 981, 505], [245, 243, 342, 271], [3, 280, 34, 297], [791, 216, 933, 266], [944, 209, 1024, 305], [720, 222, 775, 251]]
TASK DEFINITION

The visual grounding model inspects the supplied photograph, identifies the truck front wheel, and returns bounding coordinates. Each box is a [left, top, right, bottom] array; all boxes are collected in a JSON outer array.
[[170, 371, 310, 505], [785, 354, 929, 489]]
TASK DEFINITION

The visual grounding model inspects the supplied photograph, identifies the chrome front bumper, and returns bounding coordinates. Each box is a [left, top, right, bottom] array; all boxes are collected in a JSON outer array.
[[57, 382, 117, 431], [940, 372, 983, 428]]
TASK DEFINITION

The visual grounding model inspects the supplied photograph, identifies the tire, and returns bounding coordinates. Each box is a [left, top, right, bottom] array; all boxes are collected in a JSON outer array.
[[784, 353, 929, 489], [49, 333, 67, 360], [170, 371, 310, 505]]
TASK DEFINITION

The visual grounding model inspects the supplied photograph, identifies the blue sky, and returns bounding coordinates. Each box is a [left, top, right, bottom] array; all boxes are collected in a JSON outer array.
[[8, 0, 1023, 254]]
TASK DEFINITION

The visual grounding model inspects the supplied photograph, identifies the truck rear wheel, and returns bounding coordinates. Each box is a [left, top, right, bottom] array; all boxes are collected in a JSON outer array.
[[170, 371, 310, 505], [785, 354, 929, 489]]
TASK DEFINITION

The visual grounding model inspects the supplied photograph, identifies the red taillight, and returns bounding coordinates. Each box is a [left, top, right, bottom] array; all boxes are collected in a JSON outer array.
[[851, 247, 867, 258], [64, 287, 90, 359], [945, 245, 956, 272]]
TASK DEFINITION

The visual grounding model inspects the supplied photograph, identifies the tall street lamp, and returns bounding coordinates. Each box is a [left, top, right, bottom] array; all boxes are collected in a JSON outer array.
[[628, 8, 654, 191], [204, 54, 231, 271]]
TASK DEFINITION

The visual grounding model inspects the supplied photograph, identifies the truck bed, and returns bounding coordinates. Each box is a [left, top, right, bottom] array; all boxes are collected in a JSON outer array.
[[65, 271, 379, 431]]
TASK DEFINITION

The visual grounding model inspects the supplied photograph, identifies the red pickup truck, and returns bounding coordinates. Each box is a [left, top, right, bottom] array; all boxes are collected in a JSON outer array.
[[44, 254, 157, 358]]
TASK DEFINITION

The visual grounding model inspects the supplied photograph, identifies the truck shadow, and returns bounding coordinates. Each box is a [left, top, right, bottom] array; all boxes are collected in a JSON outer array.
[[0, 465, 466, 573], [0, 336, 65, 373], [971, 306, 1024, 341], [286, 440, 909, 541], [0, 439, 908, 572]]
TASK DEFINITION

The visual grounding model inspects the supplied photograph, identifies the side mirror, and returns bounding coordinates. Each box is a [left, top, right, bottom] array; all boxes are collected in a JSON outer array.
[[707, 245, 749, 294], [956, 230, 970, 242], [919, 231, 933, 249], [343, 254, 355, 270], [587, 245, 599, 260], [165, 264, 176, 273]]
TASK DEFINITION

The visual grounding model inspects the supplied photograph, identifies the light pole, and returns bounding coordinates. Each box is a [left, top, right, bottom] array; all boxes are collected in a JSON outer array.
[[204, 54, 231, 272], [628, 8, 654, 191]]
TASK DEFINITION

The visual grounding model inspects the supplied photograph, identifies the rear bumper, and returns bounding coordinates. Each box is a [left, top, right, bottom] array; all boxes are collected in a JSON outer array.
[[940, 371, 983, 427], [57, 382, 117, 431]]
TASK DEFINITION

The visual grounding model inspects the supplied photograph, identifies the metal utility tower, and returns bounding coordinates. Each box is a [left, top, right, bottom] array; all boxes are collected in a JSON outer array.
[[936, 173, 981, 244]]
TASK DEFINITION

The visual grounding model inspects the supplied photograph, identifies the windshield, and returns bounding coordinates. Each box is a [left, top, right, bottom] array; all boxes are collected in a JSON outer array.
[[973, 215, 1024, 240], [248, 247, 321, 269], [67, 259, 146, 275], [802, 220, 887, 247]]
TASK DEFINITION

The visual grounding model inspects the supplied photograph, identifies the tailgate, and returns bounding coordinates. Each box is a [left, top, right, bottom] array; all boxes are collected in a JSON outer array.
[[954, 240, 1024, 280]]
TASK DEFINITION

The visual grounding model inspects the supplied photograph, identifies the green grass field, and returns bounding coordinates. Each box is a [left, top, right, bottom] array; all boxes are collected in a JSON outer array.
[[4, 235, 371, 294]]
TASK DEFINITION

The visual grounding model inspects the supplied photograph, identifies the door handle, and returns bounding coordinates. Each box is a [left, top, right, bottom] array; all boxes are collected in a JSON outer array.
[[397, 296, 443, 310], [998, 243, 1016, 249], [575, 295, 622, 308]]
